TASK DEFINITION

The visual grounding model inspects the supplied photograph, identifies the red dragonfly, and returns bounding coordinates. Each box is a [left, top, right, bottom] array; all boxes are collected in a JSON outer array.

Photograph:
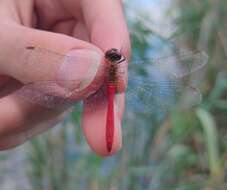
[[16, 46, 208, 153]]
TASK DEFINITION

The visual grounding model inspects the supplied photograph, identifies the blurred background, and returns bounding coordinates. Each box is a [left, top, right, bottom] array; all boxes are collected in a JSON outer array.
[[1, 0, 227, 189]]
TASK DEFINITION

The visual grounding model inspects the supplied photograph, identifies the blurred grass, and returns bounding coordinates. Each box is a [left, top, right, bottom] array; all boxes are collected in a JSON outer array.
[[196, 108, 220, 177], [26, 0, 227, 190]]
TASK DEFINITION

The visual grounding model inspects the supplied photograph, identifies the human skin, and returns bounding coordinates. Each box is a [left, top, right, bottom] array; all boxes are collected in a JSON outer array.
[[0, 0, 131, 156]]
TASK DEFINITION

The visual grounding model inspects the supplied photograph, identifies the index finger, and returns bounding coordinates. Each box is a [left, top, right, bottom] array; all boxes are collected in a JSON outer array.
[[82, 0, 131, 58], [81, 0, 131, 156]]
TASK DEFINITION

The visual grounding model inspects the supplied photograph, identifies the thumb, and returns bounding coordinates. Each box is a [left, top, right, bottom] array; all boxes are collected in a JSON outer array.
[[0, 24, 104, 99]]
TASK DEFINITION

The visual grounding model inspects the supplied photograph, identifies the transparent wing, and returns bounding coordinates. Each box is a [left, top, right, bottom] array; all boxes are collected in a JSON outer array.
[[15, 46, 106, 109], [122, 50, 208, 114], [23, 46, 102, 80], [125, 82, 202, 115], [16, 80, 103, 109], [126, 50, 208, 78]]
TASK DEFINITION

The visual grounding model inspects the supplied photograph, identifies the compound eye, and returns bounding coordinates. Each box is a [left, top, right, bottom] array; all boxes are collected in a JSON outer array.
[[115, 54, 122, 60], [105, 48, 123, 62]]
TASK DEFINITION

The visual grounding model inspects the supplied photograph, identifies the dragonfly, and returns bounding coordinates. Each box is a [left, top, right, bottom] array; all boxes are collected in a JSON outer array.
[[16, 46, 209, 153]]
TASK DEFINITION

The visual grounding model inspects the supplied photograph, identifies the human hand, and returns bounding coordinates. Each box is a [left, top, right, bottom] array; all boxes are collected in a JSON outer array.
[[0, 0, 131, 156]]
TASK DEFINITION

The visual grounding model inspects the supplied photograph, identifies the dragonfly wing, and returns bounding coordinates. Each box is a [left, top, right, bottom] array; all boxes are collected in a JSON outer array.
[[123, 50, 206, 115], [15, 46, 106, 109], [16, 80, 101, 109], [25, 46, 106, 81], [129, 50, 208, 79], [125, 82, 202, 115], [16, 80, 77, 109], [160, 51, 208, 78]]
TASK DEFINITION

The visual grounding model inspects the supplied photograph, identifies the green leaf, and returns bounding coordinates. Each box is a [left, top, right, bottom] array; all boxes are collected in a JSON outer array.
[[196, 108, 220, 176]]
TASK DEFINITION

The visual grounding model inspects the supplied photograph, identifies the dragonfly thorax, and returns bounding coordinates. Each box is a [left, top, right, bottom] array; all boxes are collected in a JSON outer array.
[[105, 48, 124, 84], [108, 64, 117, 84]]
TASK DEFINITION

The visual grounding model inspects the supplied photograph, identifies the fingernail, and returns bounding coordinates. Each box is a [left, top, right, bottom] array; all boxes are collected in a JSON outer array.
[[57, 49, 102, 91]]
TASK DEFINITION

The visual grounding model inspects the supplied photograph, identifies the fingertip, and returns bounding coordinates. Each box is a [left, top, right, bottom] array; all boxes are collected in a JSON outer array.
[[82, 90, 124, 157]]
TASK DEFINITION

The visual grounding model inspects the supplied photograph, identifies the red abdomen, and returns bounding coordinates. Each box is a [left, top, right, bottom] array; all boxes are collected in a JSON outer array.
[[106, 84, 115, 153]]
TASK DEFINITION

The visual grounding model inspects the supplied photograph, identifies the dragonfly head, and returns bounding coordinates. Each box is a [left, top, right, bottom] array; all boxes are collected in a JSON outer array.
[[105, 48, 123, 63]]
